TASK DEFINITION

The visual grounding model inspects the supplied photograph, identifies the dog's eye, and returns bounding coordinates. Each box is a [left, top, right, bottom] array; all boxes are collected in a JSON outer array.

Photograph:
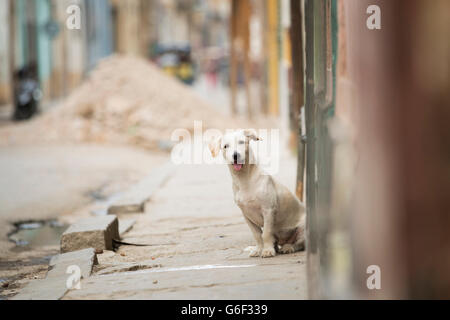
[[223, 144, 229, 149]]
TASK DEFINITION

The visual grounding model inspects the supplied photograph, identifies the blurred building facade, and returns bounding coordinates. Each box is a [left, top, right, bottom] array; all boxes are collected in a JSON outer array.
[[0, 0, 114, 104], [0, 0, 293, 124], [0, 0, 231, 106], [0, 0, 9, 103], [302, 0, 450, 300]]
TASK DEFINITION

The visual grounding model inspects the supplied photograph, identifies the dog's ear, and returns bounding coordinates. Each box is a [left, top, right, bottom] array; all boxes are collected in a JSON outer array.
[[243, 129, 262, 141], [208, 136, 222, 158]]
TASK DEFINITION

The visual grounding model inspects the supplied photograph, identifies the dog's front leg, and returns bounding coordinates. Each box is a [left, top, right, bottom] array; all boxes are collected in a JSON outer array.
[[244, 216, 263, 257], [261, 209, 276, 258]]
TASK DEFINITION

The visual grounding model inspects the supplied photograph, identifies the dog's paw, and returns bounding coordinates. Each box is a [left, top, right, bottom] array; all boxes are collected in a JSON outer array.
[[261, 247, 276, 258], [245, 246, 262, 257], [280, 244, 296, 254]]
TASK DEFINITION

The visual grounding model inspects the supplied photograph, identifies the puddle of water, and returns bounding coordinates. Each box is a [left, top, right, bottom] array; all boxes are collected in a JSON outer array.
[[8, 220, 68, 249]]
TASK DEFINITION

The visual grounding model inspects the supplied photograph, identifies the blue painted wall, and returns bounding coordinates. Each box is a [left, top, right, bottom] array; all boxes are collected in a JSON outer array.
[[35, 0, 52, 83], [85, 0, 114, 70]]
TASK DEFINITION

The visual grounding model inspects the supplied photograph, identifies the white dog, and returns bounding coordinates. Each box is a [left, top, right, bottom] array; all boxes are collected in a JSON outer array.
[[209, 129, 306, 258]]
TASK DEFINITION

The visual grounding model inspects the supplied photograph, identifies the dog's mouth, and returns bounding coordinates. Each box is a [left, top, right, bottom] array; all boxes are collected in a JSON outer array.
[[232, 162, 243, 171]]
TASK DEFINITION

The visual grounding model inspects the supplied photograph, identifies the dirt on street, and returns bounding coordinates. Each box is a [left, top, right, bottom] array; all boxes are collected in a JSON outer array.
[[0, 144, 167, 298], [0, 54, 301, 300], [0, 55, 274, 151]]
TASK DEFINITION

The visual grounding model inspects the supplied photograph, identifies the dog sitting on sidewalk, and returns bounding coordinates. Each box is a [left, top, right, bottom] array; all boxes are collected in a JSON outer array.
[[209, 129, 306, 258]]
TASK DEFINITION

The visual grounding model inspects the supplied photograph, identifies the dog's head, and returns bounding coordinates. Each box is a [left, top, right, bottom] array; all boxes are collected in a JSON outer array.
[[208, 129, 262, 172]]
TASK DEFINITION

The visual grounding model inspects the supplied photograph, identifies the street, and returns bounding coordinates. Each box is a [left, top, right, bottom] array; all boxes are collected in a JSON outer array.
[[1, 0, 448, 301], [64, 151, 307, 299], [0, 139, 307, 299], [0, 144, 166, 298]]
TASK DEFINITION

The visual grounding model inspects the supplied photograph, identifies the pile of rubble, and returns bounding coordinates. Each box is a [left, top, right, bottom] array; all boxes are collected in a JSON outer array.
[[0, 55, 255, 150]]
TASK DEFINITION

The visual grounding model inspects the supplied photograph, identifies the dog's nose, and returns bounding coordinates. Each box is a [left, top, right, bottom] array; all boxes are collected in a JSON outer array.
[[233, 152, 240, 162]]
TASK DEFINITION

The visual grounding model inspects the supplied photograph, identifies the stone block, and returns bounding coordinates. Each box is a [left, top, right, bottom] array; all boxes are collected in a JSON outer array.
[[61, 215, 119, 253]]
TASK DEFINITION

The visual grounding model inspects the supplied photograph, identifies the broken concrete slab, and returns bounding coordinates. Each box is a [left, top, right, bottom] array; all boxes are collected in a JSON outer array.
[[49, 248, 98, 278], [61, 215, 119, 253], [11, 248, 97, 300], [11, 279, 69, 300], [107, 163, 174, 215], [119, 219, 136, 237]]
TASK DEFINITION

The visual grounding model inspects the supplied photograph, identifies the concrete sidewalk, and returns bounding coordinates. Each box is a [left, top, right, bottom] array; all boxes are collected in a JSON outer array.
[[63, 155, 307, 300]]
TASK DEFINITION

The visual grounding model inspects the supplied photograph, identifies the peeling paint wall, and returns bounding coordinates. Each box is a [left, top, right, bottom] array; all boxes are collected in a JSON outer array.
[[0, 0, 10, 103]]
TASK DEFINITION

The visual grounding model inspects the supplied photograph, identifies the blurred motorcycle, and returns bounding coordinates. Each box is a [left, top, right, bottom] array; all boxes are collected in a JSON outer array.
[[154, 44, 195, 85], [13, 63, 42, 121]]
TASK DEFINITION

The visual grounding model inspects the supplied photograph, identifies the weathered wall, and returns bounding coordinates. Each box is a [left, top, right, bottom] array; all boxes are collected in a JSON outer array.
[[48, 0, 87, 98], [0, 0, 10, 104], [111, 0, 151, 56], [36, 0, 52, 98], [333, 0, 450, 299]]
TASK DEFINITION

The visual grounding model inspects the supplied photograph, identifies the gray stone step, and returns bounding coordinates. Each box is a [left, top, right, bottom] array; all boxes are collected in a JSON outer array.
[[61, 215, 119, 253], [107, 163, 174, 215], [119, 219, 136, 237], [11, 248, 97, 300]]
